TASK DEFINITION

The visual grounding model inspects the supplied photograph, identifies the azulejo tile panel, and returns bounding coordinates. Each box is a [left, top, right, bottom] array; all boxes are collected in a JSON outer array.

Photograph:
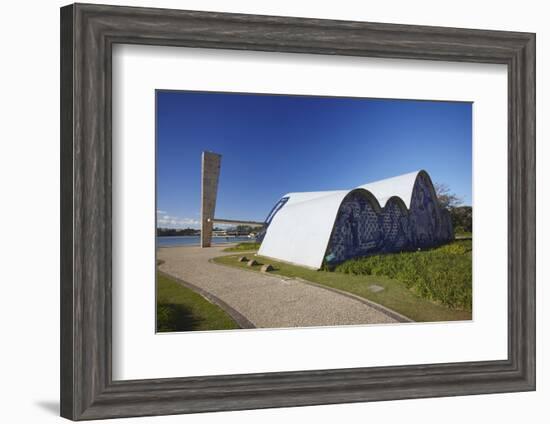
[[325, 174, 453, 264]]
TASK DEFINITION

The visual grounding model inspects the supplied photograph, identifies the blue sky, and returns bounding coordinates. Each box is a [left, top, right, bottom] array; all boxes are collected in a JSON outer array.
[[156, 90, 472, 229]]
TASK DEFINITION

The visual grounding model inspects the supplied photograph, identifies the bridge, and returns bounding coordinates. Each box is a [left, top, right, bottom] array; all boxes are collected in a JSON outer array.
[[208, 218, 264, 227]]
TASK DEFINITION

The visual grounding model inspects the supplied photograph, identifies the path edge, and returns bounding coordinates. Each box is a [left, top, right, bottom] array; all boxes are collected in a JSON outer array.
[[293, 277, 414, 323], [158, 269, 256, 330]]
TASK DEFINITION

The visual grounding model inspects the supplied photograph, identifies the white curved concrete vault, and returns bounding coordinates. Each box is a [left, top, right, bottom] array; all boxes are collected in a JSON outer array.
[[257, 170, 453, 269]]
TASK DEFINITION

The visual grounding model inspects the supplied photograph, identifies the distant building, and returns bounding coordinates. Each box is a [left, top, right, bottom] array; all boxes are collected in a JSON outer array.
[[257, 170, 453, 269]]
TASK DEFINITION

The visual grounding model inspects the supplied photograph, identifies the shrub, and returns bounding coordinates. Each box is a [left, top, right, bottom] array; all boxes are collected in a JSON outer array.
[[437, 242, 470, 255], [334, 241, 472, 311]]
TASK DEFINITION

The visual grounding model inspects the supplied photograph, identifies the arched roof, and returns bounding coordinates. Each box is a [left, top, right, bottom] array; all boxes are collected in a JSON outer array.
[[358, 170, 420, 209], [258, 170, 431, 269]]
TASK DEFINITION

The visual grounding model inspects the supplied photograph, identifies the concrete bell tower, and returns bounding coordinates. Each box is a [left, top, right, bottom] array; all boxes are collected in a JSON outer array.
[[200, 151, 221, 247]]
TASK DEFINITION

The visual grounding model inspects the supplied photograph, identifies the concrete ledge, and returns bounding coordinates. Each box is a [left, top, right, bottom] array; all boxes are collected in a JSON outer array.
[[261, 264, 274, 273]]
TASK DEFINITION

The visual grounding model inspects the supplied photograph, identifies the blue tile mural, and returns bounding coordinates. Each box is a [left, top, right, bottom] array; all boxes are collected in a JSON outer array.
[[325, 174, 453, 264]]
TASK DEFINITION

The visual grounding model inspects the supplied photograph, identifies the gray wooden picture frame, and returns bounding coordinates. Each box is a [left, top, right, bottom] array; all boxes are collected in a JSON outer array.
[[60, 3, 536, 421]]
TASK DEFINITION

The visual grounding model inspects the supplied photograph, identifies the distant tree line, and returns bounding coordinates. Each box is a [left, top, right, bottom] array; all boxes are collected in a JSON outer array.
[[156, 225, 262, 237], [157, 227, 199, 237], [214, 225, 262, 233], [234, 225, 262, 233]]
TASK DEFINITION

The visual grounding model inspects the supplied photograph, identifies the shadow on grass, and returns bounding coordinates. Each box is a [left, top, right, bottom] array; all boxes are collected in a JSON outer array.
[[157, 302, 203, 332]]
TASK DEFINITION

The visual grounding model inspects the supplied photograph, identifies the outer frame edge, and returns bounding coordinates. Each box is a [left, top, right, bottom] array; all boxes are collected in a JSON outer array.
[[61, 3, 536, 421]]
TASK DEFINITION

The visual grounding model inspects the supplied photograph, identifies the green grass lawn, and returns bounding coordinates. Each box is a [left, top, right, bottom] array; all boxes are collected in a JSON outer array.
[[335, 240, 472, 311], [223, 242, 261, 252], [156, 272, 240, 332], [214, 242, 472, 323]]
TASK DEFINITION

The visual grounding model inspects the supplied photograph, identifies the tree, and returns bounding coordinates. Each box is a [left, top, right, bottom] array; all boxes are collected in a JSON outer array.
[[449, 206, 472, 233], [434, 182, 463, 210], [433, 183, 471, 234]]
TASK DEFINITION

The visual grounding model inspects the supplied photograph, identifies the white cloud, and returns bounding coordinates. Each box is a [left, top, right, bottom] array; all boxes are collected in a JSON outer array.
[[157, 214, 200, 229]]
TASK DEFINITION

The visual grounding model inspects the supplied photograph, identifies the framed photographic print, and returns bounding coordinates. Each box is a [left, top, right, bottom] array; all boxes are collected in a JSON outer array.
[[60, 3, 535, 420]]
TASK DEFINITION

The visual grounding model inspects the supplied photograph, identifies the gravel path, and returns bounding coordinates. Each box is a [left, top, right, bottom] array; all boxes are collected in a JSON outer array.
[[157, 245, 398, 328]]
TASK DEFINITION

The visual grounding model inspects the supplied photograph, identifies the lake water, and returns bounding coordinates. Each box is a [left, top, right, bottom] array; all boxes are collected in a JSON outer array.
[[157, 235, 253, 247]]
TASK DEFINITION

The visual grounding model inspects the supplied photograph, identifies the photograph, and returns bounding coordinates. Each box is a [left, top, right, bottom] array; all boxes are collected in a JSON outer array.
[[155, 90, 473, 332]]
